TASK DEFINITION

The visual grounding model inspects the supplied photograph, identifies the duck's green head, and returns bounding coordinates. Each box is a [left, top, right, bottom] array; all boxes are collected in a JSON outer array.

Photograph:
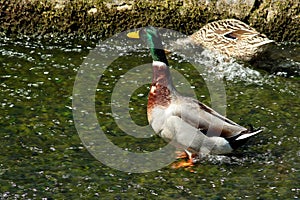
[[127, 26, 169, 65]]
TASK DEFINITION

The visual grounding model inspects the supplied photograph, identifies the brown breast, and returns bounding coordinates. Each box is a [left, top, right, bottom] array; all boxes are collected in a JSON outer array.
[[147, 83, 171, 121]]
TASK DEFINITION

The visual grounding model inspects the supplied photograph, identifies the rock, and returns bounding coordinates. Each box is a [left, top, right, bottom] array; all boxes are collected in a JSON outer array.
[[0, 0, 298, 43]]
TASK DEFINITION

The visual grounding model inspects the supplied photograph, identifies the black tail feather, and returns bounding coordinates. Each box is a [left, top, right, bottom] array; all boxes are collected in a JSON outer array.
[[226, 129, 262, 150]]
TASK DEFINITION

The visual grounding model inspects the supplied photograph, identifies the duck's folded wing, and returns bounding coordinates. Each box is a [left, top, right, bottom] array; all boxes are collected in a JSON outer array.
[[160, 115, 233, 154], [174, 97, 248, 138]]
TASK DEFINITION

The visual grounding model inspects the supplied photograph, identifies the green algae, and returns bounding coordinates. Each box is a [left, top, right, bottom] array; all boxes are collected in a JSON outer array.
[[0, 0, 299, 42]]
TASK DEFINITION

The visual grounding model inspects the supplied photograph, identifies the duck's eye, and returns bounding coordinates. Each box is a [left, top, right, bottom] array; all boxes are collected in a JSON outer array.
[[224, 33, 237, 40]]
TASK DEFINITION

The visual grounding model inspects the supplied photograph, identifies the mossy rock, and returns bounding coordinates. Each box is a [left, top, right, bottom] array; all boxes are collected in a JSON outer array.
[[0, 0, 299, 42]]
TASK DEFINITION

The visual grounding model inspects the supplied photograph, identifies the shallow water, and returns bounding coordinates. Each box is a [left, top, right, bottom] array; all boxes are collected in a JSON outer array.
[[0, 33, 299, 199]]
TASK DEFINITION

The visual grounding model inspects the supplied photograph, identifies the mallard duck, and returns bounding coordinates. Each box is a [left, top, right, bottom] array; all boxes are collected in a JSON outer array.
[[128, 26, 262, 166], [180, 19, 274, 61]]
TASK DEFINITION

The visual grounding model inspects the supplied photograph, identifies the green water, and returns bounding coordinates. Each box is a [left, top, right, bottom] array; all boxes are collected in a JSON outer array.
[[0, 35, 299, 199]]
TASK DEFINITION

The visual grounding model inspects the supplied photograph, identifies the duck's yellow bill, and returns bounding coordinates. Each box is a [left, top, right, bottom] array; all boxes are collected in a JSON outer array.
[[127, 31, 140, 39], [127, 30, 171, 55]]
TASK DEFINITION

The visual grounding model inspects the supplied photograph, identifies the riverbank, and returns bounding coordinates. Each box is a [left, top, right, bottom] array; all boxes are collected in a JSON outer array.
[[1, 0, 299, 42]]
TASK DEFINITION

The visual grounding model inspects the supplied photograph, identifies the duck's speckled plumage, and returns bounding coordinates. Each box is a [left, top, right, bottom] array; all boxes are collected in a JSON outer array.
[[190, 19, 274, 61]]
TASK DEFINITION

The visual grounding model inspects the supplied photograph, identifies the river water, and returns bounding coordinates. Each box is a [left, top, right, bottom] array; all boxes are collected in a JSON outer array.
[[0, 32, 299, 199]]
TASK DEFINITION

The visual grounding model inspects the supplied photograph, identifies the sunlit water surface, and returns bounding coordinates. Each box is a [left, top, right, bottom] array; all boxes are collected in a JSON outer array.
[[0, 33, 299, 199]]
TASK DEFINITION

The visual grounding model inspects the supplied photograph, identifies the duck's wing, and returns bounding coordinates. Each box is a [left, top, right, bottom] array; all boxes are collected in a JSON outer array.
[[173, 96, 248, 138], [222, 29, 259, 40], [160, 97, 261, 153], [160, 115, 234, 154], [193, 19, 273, 43], [222, 29, 274, 47], [217, 20, 274, 46]]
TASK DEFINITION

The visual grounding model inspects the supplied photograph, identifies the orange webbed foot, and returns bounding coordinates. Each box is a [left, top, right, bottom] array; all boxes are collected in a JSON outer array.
[[175, 150, 189, 159], [172, 150, 198, 170]]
